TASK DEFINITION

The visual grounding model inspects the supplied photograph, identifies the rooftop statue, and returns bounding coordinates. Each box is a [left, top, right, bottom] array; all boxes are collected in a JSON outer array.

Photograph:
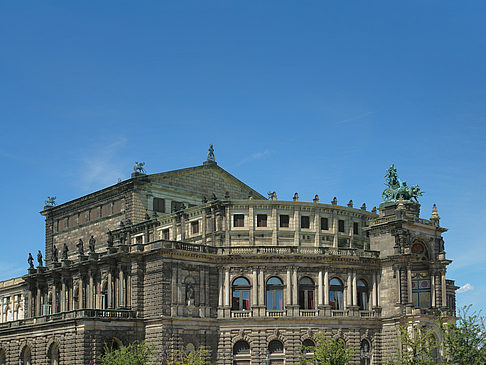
[[133, 162, 145, 174], [382, 164, 423, 202], [45, 196, 56, 206], [207, 144, 215, 162]]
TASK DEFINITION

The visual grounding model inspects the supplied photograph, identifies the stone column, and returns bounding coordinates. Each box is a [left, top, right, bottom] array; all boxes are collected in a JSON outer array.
[[346, 273, 352, 309], [371, 273, 377, 308], [286, 268, 292, 306], [259, 268, 265, 314], [218, 268, 223, 307], [36, 286, 41, 316], [225, 207, 230, 246], [199, 267, 205, 306], [431, 271, 436, 307], [441, 270, 447, 307], [332, 214, 338, 248], [119, 268, 125, 307], [294, 209, 300, 246], [80, 276, 85, 309], [292, 268, 298, 305], [318, 270, 323, 306], [52, 283, 57, 313], [171, 217, 177, 241], [376, 273, 381, 307], [352, 271, 357, 307], [249, 206, 254, 245], [180, 214, 185, 242], [107, 271, 112, 309], [407, 266, 412, 304], [324, 270, 329, 305], [89, 272, 94, 308], [201, 209, 207, 245], [314, 211, 320, 246], [224, 268, 230, 307], [272, 206, 278, 246], [61, 280, 66, 312], [252, 268, 258, 307], [395, 267, 401, 303]]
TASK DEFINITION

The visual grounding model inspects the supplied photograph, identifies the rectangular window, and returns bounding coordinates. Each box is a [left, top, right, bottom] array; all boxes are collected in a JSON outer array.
[[257, 214, 267, 227], [353, 222, 359, 235], [279, 215, 289, 228], [321, 217, 329, 230], [113, 200, 122, 214], [153, 198, 165, 213], [301, 216, 310, 229], [191, 221, 199, 234], [234, 214, 245, 227], [162, 229, 170, 240], [338, 220, 345, 233]]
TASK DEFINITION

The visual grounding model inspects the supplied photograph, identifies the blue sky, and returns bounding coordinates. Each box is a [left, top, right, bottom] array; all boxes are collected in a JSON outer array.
[[1, 1, 485, 313]]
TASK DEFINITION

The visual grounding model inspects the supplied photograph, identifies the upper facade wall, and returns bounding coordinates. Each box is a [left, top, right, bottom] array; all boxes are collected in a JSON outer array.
[[154, 200, 377, 249]]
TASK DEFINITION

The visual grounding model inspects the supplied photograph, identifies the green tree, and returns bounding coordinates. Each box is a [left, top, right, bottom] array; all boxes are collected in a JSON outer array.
[[169, 348, 212, 365], [439, 305, 486, 365], [386, 324, 438, 365], [99, 341, 154, 365], [300, 331, 354, 365]]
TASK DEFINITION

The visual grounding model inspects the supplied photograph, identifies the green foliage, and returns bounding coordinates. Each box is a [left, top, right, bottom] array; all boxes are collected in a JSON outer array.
[[439, 305, 486, 365], [169, 348, 212, 365], [300, 331, 354, 365], [386, 325, 438, 365], [99, 341, 154, 365]]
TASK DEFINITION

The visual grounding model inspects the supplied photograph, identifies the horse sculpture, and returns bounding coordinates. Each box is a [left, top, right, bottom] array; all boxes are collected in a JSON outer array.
[[382, 165, 423, 202]]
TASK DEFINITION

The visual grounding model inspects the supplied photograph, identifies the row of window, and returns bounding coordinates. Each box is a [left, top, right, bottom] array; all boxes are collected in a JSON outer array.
[[232, 276, 370, 311], [233, 214, 360, 234], [232, 338, 372, 365], [55, 200, 123, 232]]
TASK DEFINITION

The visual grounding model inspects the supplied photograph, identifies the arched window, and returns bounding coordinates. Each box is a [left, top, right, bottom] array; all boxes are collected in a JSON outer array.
[[233, 340, 250, 355], [299, 277, 315, 310], [360, 339, 371, 365], [20, 346, 31, 365], [48, 342, 60, 365], [266, 277, 283, 310], [232, 277, 250, 311], [329, 278, 344, 310], [302, 339, 315, 355], [411, 241, 429, 260], [357, 280, 369, 310], [102, 337, 122, 356], [185, 343, 195, 354], [268, 340, 284, 354]]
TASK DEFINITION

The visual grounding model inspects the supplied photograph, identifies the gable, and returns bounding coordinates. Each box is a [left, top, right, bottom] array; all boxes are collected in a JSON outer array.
[[148, 163, 265, 200]]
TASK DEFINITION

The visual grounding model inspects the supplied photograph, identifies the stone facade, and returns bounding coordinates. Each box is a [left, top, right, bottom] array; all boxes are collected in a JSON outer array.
[[0, 159, 456, 364]]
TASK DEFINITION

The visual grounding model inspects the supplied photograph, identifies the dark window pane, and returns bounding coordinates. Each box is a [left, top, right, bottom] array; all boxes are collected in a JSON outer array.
[[301, 216, 310, 229], [280, 215, 289, 228], [234, 214, 245, 227], [353, 222, 359, 235], [191, 221, 199, 234], [257, 214, 267, 227], [321, 217, 329, 230], [153, 198, 165, 213], [338, 220, 345, 233]]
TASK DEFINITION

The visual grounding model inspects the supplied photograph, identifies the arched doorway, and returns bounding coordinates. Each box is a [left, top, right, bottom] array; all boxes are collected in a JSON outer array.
[[48, 342, 60, 365]]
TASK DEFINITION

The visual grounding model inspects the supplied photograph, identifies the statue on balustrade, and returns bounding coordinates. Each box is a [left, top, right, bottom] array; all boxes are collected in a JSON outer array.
[[88, 235, 96, 253], [52, 245, 58, 263], [28, 253, 34, 268], [62, 243, 68, 260], [77, 239, 84, 255], [37, 250, 43, 267]]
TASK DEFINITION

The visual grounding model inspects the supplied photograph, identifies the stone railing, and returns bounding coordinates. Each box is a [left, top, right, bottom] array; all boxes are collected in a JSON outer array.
[[266, 310, 285, 317], [300, 310, 318, 317], [231, 310, 253, 318], [220, 246, 379, 258], [0, 308, 137, 330]]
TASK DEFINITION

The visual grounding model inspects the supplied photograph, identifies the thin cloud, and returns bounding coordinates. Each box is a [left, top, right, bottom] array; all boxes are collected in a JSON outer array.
[[238, 149, 273, 165], [77, 137, 127, 191], [335, 111, 375, 124], [457, 283, 474, 294]]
